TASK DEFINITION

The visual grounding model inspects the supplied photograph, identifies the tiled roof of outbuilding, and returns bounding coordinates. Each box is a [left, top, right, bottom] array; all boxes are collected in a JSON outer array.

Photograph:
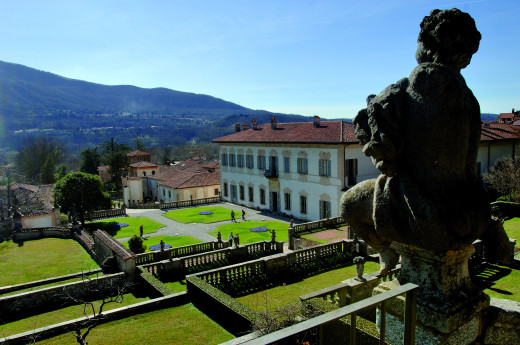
[[129, 161, 158, 168], [481, 123, 519, 142], [212, 121, 358, 144]]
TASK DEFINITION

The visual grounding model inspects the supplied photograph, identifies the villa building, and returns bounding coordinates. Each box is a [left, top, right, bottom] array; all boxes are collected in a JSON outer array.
[[212, 116, 379, 221], [213, 117, 520, 222]]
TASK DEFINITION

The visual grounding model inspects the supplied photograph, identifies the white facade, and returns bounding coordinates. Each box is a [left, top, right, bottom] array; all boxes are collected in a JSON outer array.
[[477, 140, 517, 175], [218, 143, 377, 221]]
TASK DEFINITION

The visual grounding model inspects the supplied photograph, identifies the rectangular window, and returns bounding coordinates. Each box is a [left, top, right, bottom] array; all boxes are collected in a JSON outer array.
[[319, 200, 331, 219], [300, 195, 307, 214], [238, 154, 245, 168], [284, 192, 291, 211], [345, 159, 358, 186], [260, 188, 266, 205], [246, 154, 254, 169], [214, 188, 219, 196], [239, 185, 245, 200], [284, 157, 290, 173], [319, 159, 332, 176], [258, 155, 266, 170], [231, 185, 237, 199], [221, 153, 228, 166], [168, 190, 171, 198], [248, 186, 254, 202], [223, 183, 228, 197], [230, 154, 236, 167], [297, 158, 308, 174], [269, 156, 278, 171]]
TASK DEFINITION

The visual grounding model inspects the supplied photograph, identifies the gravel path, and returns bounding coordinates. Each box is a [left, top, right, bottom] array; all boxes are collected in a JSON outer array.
[[120, 202, 291, 243]]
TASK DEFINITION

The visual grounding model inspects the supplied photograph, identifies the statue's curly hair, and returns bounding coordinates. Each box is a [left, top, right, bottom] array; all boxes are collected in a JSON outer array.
[[416, 8, 481, 69]]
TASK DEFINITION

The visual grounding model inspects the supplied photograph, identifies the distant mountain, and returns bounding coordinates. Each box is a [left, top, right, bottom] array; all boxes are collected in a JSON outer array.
[[481, 113, 499, 122], [0, 60, 249, 116]]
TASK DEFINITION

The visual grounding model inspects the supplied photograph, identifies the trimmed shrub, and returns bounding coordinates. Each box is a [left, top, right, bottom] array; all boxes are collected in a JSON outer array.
[[128, 235, 146, 254]]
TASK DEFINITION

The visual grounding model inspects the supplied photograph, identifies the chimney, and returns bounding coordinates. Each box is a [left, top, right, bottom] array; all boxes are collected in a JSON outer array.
[[270, 117, 277, 129], [242, 123, 249, 131], [251, 119, 258, 130], [235, 123, 241, 132], [313, 115, 320, 128]]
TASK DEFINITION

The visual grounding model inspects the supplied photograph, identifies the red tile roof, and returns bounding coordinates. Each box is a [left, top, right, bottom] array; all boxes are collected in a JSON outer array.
[[159, 170, 220, 189], [498, 113, 515, 119], [129, 161, 158, 168], [481, 123, 520, 142], [212, 121, 358, 144]]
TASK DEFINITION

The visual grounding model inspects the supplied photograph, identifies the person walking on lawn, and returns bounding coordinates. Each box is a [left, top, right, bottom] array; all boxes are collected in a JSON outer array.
[[231, 210, 236, 222], [242, 209, 246, 221], [228, 232, 234, 246]]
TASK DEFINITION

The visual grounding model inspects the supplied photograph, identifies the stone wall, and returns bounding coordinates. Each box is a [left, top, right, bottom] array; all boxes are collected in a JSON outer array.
[[0, 273, 126, 322], [12, 227, 71, 242], [93, 230, 136, 281]]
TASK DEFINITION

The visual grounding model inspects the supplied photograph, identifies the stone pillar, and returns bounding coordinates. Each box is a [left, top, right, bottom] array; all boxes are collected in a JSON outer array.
[[288, 226, 295, 250], [374, 243, 490, 344]]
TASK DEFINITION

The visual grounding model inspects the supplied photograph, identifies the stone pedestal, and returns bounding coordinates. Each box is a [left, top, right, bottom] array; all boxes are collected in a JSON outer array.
[[373, 243, 489, 345]]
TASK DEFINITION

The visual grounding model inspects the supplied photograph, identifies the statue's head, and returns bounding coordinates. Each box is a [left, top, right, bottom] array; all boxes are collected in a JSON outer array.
[[416, 8, 481, 69]]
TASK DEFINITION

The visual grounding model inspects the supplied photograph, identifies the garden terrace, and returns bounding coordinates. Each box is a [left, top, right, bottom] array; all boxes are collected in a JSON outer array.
[[135, 240, 230, 265]]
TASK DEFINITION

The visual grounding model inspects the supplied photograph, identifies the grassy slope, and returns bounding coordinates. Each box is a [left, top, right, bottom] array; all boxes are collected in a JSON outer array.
[[163, 206, 241, 224], [120, 235, 202, 253], [237, 261, 380, 311], [0, 239, 98, 286], [0, 293, 148, 338], [209, 220, 289, 244], [503, 218, 520, 242], [86, 216, 165, 239], [35, 304, 234, 345]]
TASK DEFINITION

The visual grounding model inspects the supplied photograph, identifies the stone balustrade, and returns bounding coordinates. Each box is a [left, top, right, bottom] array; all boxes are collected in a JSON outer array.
[[84, 208, 126, 221], [135, 241, 230, 265], [292, 216, 345, 236]]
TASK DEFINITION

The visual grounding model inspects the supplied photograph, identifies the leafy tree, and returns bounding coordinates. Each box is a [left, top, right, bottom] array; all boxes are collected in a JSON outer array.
[[40, 155, 56, 184], [16, 136, 64, 182], [101, 139, 131, 191], [80, 148, 101, 175], [55, 164, 68, 181], [128, 235, 146, 254], [483, 156, 520, 202], [54, 172, 111, 226]]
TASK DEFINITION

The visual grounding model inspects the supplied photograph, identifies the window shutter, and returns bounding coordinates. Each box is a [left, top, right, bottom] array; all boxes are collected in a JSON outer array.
[[275, 156, 278, 171], [319, 201, 323, 219], [319, 160, 322, 175], [354, 159, 358, 175], [327, 201, 331, 217], [327, 160, 331, 176], [269, 192, 273, 211], [304, 158, 308, 174]]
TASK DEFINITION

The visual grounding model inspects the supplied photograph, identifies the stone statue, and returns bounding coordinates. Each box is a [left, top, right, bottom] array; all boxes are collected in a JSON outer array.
[[353, 256, 366, 281], [340, 9, 510, 276]]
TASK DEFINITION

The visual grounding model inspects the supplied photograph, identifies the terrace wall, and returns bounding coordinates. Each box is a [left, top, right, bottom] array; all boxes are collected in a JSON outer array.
[[0, 273, 126, 323], [92, 230, 136, 281], [12, 226, 72, 242]]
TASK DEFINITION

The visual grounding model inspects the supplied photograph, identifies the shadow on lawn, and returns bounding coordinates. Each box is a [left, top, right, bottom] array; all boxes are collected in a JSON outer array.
[[83, 221, 120, 237], [473, 263, 513, 295]]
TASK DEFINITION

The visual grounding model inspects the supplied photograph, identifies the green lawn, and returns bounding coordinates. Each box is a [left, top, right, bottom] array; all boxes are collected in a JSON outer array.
[[120, 235, 203, 253], [237, 261, 380, 311], [162, 279, 188, 293], [0, 293, 148, 338], [208, 220, 289, 245], [474, 263, 520, 302], [504, 218, 520, 242], [163, 206, 242, 223], [36, 303, 234, 345], [86, 216, 165, 239], [0, 239, 98, 287], [1, 273, 103, 297]]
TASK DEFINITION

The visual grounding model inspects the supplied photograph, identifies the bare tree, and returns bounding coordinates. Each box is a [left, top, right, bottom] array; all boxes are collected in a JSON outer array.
[[59, 273, 132, 345]]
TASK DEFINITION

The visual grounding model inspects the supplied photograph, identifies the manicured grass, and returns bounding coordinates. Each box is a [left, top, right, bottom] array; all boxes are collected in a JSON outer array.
[[120, 235, 203, 253], [0, 293, 148, 338], [302, 226, 349, 244], [35, 303, 234, 345], [0, 239, 98, 287], [503, 217, 520, 242], [86, 216, 165, 239], [209, 220, 289, 244], [163, 206, 242, 223], [237, 261, 380, 310], [162, 279, 188, 293], [474, 263, 520, 302]]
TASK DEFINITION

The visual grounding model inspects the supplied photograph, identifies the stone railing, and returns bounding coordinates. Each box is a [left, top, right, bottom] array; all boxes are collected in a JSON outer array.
[[292, 216, 345, 236], [300, 266, 401, 309], [84, 208, 126, 221], [192, 240, 357, 291], [139, 241, 283, 277], [160, 196, 221, 210], [12, 226, 71, 242], [135, 241, 230, 265]]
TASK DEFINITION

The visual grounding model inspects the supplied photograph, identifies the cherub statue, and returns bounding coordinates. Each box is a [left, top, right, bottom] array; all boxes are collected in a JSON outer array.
[[340, 9, 510, 275]]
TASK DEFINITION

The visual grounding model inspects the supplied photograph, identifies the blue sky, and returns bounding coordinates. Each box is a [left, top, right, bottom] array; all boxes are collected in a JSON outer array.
[[1, 0, 518, 118]]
